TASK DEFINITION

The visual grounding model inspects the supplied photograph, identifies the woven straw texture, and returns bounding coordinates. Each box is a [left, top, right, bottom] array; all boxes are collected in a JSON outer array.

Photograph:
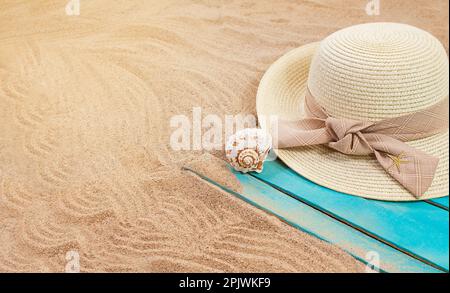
[[256, 23, 449, 201]]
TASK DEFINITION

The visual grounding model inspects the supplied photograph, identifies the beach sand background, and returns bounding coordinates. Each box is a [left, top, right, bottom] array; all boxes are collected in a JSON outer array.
[[0, 0, 447, 272]]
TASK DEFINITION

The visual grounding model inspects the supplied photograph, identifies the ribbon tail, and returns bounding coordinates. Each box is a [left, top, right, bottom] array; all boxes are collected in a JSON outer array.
[[373, 148, 440, 198]]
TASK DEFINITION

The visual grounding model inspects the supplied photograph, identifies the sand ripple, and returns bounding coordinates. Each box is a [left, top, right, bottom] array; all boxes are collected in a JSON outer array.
[[0, 0, 447, 272]]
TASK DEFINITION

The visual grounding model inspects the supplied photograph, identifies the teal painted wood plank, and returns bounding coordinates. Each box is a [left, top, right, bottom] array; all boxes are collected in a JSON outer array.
[[429, 197, 449, 209], [251, 160, 449, 271], [183, 166, 441, 273]]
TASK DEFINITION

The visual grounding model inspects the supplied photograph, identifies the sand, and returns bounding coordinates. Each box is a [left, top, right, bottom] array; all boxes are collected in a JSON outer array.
[[0, 0, 447, 272]]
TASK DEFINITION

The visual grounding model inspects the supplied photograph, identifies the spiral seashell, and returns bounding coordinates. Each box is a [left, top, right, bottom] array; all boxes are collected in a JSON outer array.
[[237, 149, 260, 169], [225, 128, 272, 173]]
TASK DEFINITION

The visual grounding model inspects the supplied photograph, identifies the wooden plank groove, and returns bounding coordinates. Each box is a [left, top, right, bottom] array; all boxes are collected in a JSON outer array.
[[251, 160, 449, 271], [427, 197, 449, 210], [182, 166, 442, 273]]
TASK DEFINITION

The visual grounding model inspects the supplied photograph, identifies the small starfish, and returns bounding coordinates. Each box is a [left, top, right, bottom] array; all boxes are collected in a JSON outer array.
[[387, 152, 409, 174]]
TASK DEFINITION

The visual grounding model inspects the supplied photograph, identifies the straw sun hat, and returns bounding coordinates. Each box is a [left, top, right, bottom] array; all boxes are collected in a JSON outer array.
[[256, 23, 449, 201]]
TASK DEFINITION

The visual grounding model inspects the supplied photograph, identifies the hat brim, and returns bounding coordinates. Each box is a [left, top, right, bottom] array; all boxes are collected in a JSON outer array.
[[256, 42, 449, 201]]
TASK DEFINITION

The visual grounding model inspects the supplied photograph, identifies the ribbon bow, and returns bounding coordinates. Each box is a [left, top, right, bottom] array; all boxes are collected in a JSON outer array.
[[278, 89, 449, 198]]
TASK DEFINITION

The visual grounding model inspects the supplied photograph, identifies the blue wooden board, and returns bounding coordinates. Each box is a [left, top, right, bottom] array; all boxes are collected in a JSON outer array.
[[251, 160, 449, 272], [184, 166, 442, 273]]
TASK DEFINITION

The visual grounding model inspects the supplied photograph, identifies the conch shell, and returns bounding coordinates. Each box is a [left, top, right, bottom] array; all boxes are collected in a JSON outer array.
[[225, 128, 272, 173]]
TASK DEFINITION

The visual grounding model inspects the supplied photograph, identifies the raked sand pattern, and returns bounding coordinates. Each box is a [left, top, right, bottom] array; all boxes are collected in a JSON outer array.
[[0, 0, 447, 272]]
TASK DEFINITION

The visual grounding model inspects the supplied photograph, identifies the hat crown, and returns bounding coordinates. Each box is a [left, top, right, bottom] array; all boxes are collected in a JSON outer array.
[[308, 23, 449, 122]]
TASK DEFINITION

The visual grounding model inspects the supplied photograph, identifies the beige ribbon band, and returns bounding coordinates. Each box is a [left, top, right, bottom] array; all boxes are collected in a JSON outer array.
[[278, 89, 449, 198]]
